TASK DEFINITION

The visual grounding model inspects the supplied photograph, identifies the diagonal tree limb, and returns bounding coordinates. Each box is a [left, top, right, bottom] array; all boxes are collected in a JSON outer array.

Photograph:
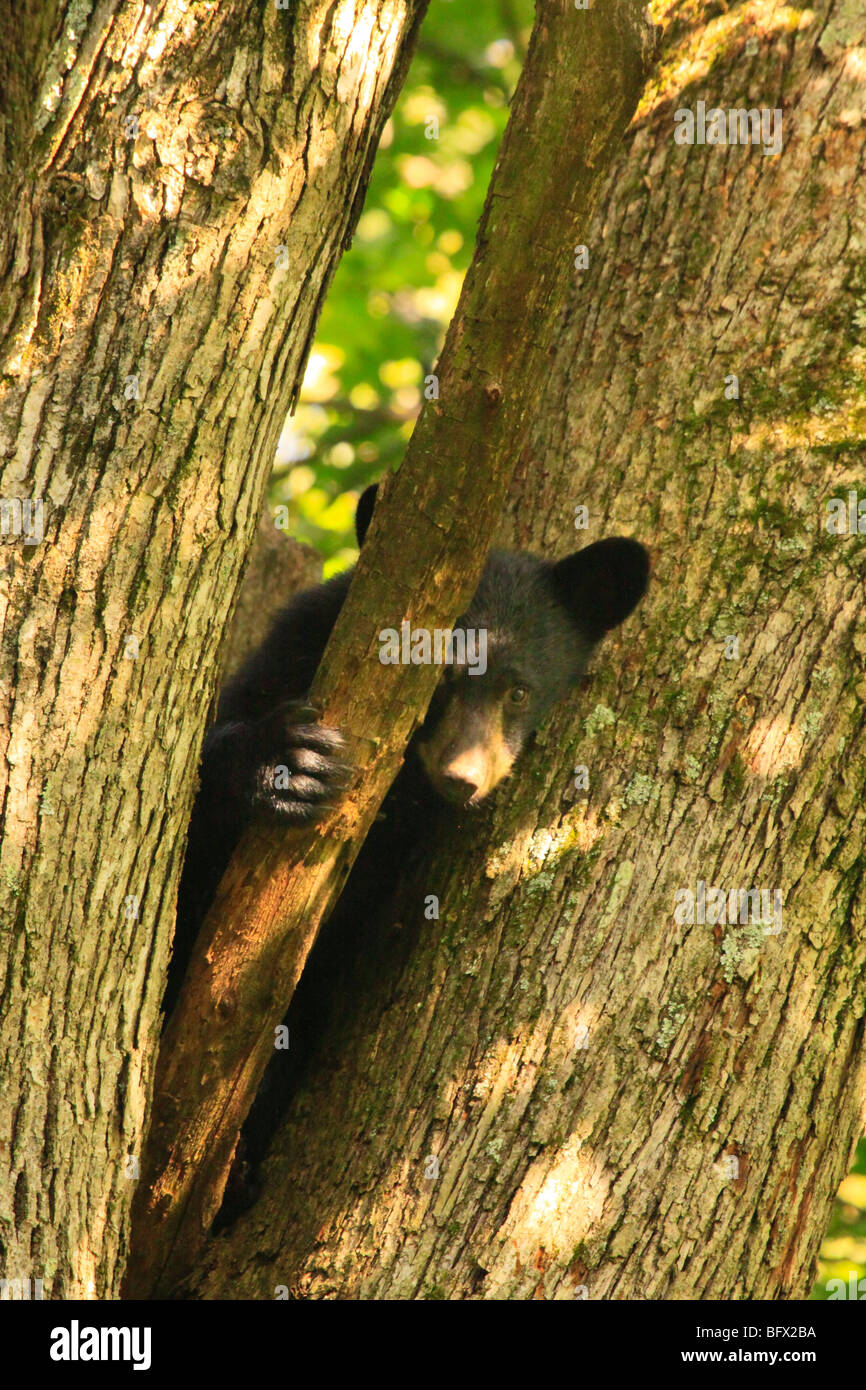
[[125, 0, 657, 1299]]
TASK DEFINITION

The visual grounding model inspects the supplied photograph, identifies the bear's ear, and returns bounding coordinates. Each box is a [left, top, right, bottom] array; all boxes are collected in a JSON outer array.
[[355, 483, 379, 547], [548, 537, 649, 646]]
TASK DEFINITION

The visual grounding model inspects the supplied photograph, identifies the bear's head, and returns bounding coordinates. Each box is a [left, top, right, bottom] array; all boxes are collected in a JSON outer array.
[[356, 483, 649, 808]]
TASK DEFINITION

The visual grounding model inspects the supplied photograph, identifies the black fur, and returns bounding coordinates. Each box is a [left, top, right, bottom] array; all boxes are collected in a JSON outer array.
[[165, 484, 649, 1204]]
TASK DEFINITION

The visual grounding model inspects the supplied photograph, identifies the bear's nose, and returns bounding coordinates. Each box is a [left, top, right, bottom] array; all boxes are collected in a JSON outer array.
[[440, 771, 479, 804]]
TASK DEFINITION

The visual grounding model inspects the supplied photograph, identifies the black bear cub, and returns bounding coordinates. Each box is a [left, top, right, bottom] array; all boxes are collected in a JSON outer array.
[[166, 482, 649, 1020], [167, 483, 649, 1218]]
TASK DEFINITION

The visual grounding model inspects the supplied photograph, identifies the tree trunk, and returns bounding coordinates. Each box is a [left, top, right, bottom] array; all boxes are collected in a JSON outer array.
[[125, 0, 654, 1301], [0, 0, 427, 1299], [192, 0, 866, 1300]]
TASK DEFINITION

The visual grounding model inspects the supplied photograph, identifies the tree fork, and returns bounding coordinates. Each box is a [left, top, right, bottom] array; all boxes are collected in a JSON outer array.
[[125, 0, 657, 1298], [192, 0, 866, 1302]]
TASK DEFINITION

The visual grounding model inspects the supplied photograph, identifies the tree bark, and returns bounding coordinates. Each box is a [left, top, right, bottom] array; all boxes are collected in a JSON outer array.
[[192, 0, 866, 1300], [0, 0, 428, 1299], [124, 0, 655, 1300]]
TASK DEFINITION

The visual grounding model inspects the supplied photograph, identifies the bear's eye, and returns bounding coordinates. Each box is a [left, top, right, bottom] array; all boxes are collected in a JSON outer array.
[[508, 685, 530, 707]]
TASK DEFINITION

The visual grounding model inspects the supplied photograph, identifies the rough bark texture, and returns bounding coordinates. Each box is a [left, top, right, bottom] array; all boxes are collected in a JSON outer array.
[[125, 0, 655, 1300], [0, 0, 428, 1298], [192, 0, 866, 1300]]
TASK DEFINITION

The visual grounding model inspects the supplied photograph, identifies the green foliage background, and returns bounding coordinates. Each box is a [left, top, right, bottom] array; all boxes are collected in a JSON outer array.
[[271, 0, 531, 575], [812, 1138, 866, 1300], [267, 0, 866, 1300]]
